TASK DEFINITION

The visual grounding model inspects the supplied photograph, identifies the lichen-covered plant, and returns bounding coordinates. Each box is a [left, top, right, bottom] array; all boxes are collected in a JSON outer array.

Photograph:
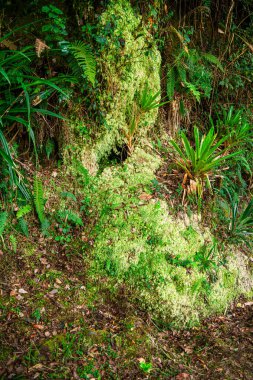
[[66, 0, 161, 174]]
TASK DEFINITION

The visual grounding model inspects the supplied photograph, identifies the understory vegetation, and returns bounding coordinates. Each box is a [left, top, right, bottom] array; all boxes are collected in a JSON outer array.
[[0, 0, 253, 378]]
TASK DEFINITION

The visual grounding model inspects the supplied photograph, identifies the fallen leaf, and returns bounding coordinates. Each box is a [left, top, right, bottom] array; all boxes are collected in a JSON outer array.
[[28, 363, 43, 371], [184, 346, 193, 354], [139, 193, 152, 201], [19, 288, 28, 294], [49, 289, 58, 295], [40, 258, 48, 265], [33, 324, 44, 330], [176, 373, 190, 380]]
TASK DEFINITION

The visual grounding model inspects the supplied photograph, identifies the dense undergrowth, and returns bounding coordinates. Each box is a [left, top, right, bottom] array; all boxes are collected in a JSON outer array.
[[0, 0, 253, 378]]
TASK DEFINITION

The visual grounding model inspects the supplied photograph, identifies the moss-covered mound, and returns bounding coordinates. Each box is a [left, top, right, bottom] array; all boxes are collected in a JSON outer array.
[[88, 149, 253, 327], [64, 0, 161, 174]]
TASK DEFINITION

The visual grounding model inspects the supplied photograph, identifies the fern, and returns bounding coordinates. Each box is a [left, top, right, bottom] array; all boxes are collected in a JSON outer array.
[[17, 204, 32, 219], [184, 81, 201, 102], [33, 176, 46, 224], [176, 63, 187, 83], [202, 53, 224, 72], [41, 219, 50, 236], [0, 211, 8, 235], [61, 191, 77, 202], [69, 41, 96, 86], [57, 209, 83, 226], [18, 217, 29, 237]]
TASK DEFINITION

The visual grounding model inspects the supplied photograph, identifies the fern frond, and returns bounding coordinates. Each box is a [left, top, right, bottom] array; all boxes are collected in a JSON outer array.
[[58, 209, 83, 226], [41, 219, 50, 236], [184, 81, 201, 102], [176, 64, 187, 83], [0, 211, 8, 235], [18, 217, 29, 237], [61, 191, 77, 202], [69, 41, 96, 86], [202, 52, 224, 71], [33, 176, 45, 224], [35, 38, 50, 57], [17, 204, 32, 219]]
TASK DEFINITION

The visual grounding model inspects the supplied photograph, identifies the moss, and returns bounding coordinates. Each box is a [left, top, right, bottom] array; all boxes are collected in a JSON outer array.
[[0, 344, 12, 363], [64, 0, 161, 174], [23, 243, 36, 257], [115, 317, 152, 358], [87, 149, 253, 328]]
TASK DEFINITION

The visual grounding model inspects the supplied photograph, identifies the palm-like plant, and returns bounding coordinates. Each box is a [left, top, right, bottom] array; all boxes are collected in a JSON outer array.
[[126, 84, 168, 153], [170, 126, 240, 196]]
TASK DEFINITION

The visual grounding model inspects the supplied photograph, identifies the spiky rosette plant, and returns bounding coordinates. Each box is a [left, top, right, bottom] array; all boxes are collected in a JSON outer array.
[[170, 126, 240, 197]]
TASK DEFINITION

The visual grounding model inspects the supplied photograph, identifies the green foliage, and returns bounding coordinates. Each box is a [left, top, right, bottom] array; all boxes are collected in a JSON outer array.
[[227, 194, 253, 247], [9, 234, 17, 253], [57, 209, 83, 227], [0, 211, 8, 236], [33, 177, 46, 225], [125, 84, 166, 152], [193, 244, 218, 273], [166, 47, 223, 102], [0, 130, 30, 201], [184, 81, 201, 103], [138, 84, 167, 112], [41, 4, 68, 45], [170, 126, 240, 195], [0, 30, 67, 205], [139, 361, 152, 373], [18, 217, 29, 237], [69, 41, 96, 86], [213, 106, 253, 147], [45, 139, 55, 159], [16, 204, 32, 219], [60, 191, 77, 202], [54, 207, 83, 243], [73, 159, 91, 185]]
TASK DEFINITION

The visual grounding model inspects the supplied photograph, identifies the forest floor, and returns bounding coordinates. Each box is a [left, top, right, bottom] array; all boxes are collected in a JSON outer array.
[[0, 218, 252, 380], [0, 164, 252, 379]]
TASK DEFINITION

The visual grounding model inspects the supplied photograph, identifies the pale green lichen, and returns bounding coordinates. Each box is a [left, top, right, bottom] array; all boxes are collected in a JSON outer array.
[[64, 0, 161, 174], [88, 149, 253, 327]]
